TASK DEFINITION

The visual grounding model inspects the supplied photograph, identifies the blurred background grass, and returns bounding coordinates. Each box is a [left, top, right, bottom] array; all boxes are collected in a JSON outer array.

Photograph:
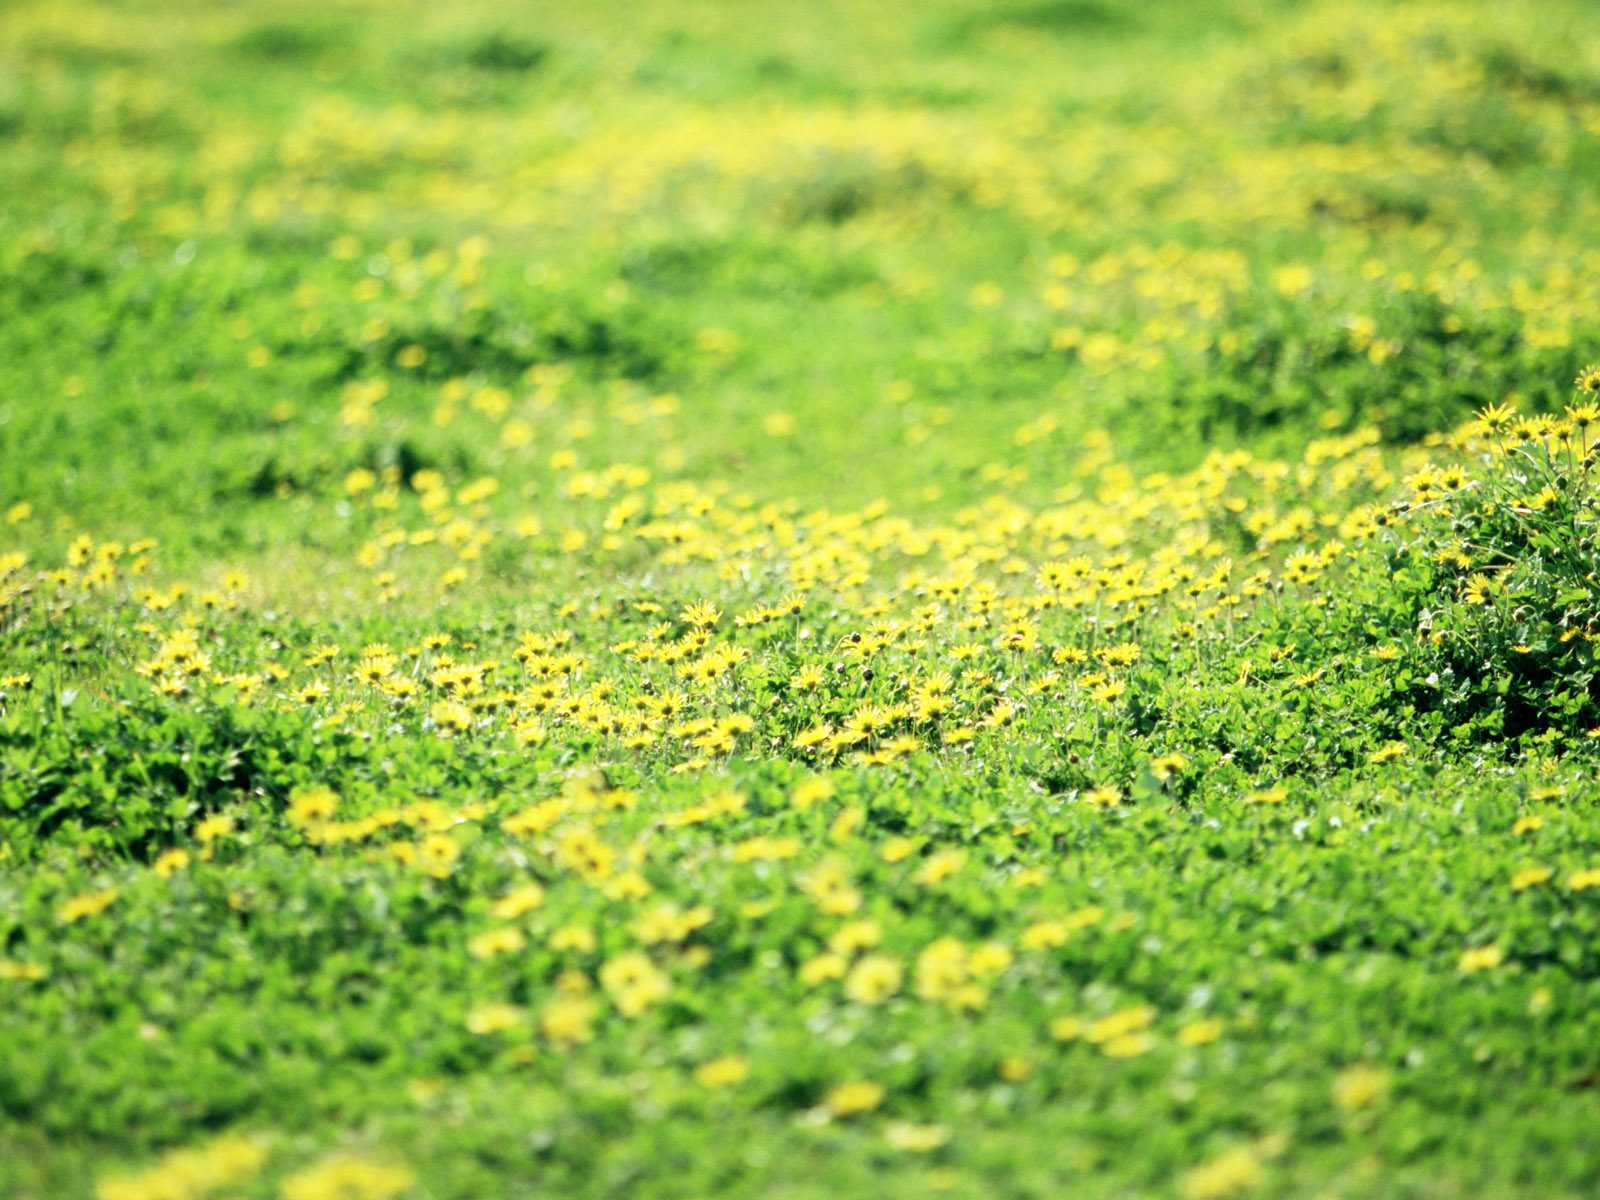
[[4, 0, 1599, 581]]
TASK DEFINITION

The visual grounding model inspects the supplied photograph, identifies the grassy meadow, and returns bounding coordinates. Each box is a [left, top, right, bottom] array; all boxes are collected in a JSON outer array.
[[5, 0, 1600, 1196]]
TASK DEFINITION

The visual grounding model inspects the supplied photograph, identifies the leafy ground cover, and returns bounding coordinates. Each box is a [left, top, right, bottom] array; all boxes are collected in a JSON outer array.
[[4, 1, 1600, 1197]]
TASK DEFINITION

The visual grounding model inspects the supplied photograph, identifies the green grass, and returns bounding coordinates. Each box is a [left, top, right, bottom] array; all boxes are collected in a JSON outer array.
[[4, 1, 1600, 1197]]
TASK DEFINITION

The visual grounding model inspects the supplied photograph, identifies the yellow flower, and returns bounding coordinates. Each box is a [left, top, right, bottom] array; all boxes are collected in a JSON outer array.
[[97, 1134, 269, 1200], [152, 849, 190, 879], [280, 1154, 413, 1200], [1510, 866, 1552, 891], [1022, 920, 1069, 950], [824, 1080, 885, 1117], [430, 698, 473, 736], [880, 836, 918, 863], [556, 827, 615, 880], [1101, 1032, 1154, 1058], [1367, 741, 1406, 764], [694, 1056, 749, 1088], [468, 927, 525, 960], [968, 942, 1013, 978], [58, 887, 118, 924], [1177, 1018, 1224, 1047], [912, 848, 965, 886], [599, 951, 670, 1016], [344, 468, 377, 496], [1049, 1016, 1084, 1042], [681, 601, 721, 628], [1270, 262, 1313, 296], [829, 808, 865, 843], [1457, 945, 1504, 974], [790, 776, 835, 808], [287, 786, 338, 828], [490, 883, 546, 919], [465, 1003, 524, 1035], [1332, 1064, 1391, 1111], [1082, 784, 1122, 809], [633, 902, 712, 945], [1180, 1146, 1264, 1200], [196, 814, 235, 843], [417, 834, 460, 879], [914, 939, 969, 1002], [801, 861, 861, 915], [503, 800, 567, 838], [800, 953, 848, 986], [844, 955, 903, 1005], [540, 996, 597, 1045], [829, 921, 882, 955], [550, 924, 597, 953], [884, 1122, 950, 1152], [1086, 1004, 1155, 1045], [999, 1057, 1032, 1081]]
